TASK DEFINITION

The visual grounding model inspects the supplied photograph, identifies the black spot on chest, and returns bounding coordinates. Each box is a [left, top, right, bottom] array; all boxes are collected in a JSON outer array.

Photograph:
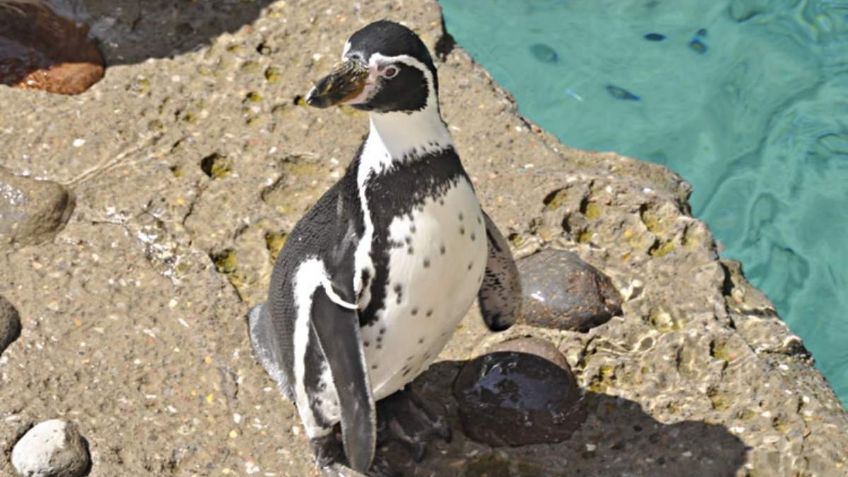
[[360, 147, 471, 325]]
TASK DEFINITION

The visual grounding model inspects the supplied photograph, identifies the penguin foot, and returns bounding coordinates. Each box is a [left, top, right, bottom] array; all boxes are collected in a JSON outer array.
[[312, 432, 400, 477], [376, 388, 452, 462], [312, 434, 347, 471]]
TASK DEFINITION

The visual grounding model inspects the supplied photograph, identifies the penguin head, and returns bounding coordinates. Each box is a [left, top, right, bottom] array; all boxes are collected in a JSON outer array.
[[305, 20, 438, 114]]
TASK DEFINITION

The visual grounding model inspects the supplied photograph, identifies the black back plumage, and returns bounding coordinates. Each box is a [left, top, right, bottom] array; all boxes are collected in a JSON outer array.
[[266, 153, 365, 391]]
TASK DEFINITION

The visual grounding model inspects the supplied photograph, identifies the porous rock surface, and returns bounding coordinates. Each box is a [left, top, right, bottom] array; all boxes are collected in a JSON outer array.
[[11, 419, 90, 477], [0, 1, 846, 476]]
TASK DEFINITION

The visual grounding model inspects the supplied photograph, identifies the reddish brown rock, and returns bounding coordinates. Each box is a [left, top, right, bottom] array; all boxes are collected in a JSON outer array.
[[0, 0, 103, 94]]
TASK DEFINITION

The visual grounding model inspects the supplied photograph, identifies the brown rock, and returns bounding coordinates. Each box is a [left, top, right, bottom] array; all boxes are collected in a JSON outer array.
[[518, 249, 622, 331], [0, 0, 104, 94], [0, 295, 20, 355], [0, 166, 75, 249]]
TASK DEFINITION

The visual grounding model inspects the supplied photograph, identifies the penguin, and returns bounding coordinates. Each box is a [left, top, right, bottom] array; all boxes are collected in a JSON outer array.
[[248, 20, 521, 476]]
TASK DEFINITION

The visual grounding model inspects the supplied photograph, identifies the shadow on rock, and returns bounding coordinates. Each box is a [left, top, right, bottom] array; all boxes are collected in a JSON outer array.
[[379, 360, 748, 477], [1, 0, 276, 92], [52, 0, 277, 65]]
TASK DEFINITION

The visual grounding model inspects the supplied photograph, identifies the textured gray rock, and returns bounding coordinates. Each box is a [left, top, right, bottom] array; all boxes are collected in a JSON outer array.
[[0, 295, 21, 354], [518, 249, 622, 331], [0, 166, 74, 249], [11, 419, 90, 477], [0, 1, 845, 476]]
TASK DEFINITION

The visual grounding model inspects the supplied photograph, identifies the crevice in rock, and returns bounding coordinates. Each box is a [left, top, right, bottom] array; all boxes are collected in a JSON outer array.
[[199, 152, 231, 179], [208, 248, 246, 302], [264, 230, 287, 263]]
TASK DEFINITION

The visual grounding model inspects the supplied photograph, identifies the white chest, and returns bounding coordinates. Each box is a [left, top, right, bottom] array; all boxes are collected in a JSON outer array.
[[360, 178, 487, 399]]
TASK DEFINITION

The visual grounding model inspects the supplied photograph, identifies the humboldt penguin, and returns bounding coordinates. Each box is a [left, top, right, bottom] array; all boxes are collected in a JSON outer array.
[[248, 20, 521, 476]]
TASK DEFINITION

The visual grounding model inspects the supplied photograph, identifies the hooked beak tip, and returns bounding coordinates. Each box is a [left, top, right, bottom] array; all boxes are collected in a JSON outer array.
[[304, 86, 329, 108], [303, 60, 370, 109]]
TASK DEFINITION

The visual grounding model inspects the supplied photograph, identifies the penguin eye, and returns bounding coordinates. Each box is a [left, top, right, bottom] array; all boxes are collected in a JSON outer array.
[[382, 65, 399, 79]]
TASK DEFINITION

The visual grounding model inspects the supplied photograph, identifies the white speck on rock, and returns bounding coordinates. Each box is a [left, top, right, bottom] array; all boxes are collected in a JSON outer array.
[[11, 419, 90, 477], [72, 138, 85, 148], [245, 460, 260, 474]]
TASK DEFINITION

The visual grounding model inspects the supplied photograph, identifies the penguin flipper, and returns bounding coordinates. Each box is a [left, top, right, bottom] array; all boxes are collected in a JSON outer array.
[[247, 302, 294, 400], [478, 210, 522, 331], [311, 285, 376, 473]]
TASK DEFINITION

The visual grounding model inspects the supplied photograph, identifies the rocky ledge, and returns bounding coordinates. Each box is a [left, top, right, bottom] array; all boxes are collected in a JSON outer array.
[[0, 1, 846, 476]]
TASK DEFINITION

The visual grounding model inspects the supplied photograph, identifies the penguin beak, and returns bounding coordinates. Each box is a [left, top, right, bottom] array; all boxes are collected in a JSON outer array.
[[305, 59, 371, 108]]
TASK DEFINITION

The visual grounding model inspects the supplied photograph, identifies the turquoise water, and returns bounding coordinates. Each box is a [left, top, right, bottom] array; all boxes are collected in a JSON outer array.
[[440, 0, 848, 406]]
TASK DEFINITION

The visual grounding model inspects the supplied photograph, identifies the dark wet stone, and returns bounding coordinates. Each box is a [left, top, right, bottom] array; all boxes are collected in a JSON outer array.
[[0, 166, 75, 249], [517, 249, 622, 331], [688, 38, 708, 54], [529, 43, 558, 63], [0, 0, 104, 94], [605, 84, 640, 101], [644, 33, 666, 41], [487, 337, 569, 371], [453, 351, 586, 447], [0, 295, 21, 355]]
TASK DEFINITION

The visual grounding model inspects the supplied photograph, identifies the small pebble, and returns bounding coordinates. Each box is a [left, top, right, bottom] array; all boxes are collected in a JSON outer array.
[[644, 33, 666, 41], [0, 167, 75, 248], [11, 419, 90, 477], [1, 295, 22, 355]]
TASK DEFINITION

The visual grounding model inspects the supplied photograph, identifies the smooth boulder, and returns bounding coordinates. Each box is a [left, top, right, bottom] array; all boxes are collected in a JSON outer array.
[[518, 249, 622, 331]]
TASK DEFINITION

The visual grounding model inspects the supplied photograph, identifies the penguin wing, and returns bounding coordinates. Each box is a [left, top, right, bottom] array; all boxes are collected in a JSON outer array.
[[248, 302, 295, 400], [311, 279, 376, 473], [478, 210, 522, 331]]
